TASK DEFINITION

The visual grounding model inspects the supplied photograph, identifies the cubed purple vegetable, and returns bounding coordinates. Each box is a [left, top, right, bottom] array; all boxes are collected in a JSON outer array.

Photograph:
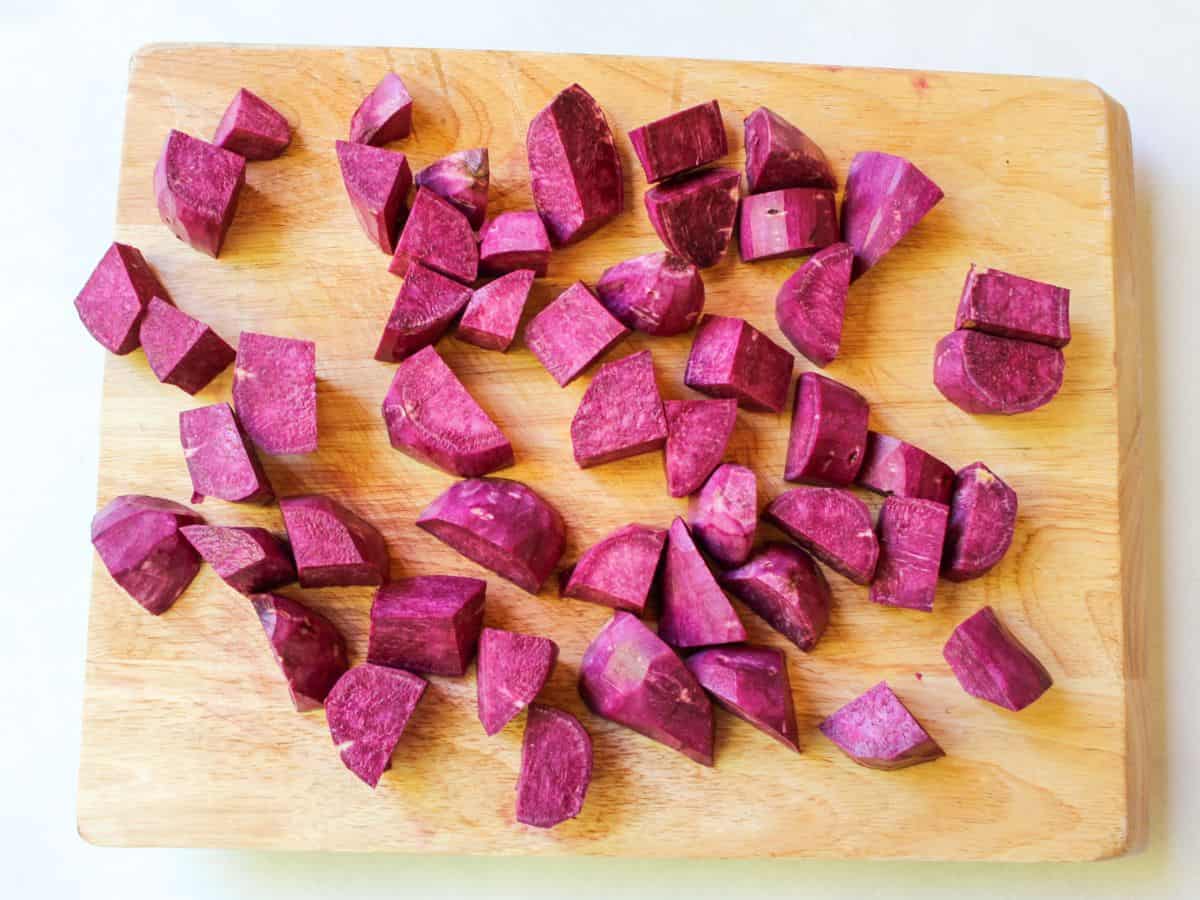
[[526, 281, 629, 387], [570, 350, 667, 468], [477, 628, 559, 735], [154, 130, 246, 258], [559, 523, 667, 616], [934, 329, 1066, 415], [942, 462, 1018, 582], [944, 606, 1053, 711], [738, 188, 838, 262], [765, 487, 879, 584], [596, 251, 705, 337], [213, 88, 290, 160], [720, 542, 831, 652], [644, 167, 740, 268], [689, 463, 757, 568], [663, 398, 737, 497], [232, 332, 317, 455], [955, 265, 1071, 348], [685, 315, 794, 413], [251, 592, 348, 711], [140, 298, 235, 395], [516, 705, 592, 828], [180, 524, 296, 595], [367, 575, 486, 676], [629, 99, 728, 183], [456, 269, 534, 352], [686, 645, 799, 752], [414, 148, 489, 229], [388, 188, 478, 283], [479, 211, 551, 277], [856, 431, 954, 504], [841, 151, 943, 279], [74, 243, 169, 355], [179, 403, 274, 504], [785, 372, 869, 486], [743, 107, 836, 193], [870, 497, 949, 612], [280, 494, 389, 587], [349, 72, 413, 146], [336, 140, 412, 254], [660, 516, 747, 649], [775, 242, 854, 367], [819, 682, 943, 769], [325, 663, 427, 788], [374, 262, 474, 362]]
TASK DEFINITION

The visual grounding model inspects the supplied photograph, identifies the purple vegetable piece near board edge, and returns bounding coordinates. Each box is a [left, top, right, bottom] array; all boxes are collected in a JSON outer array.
[[180, 524, 296, 595], [841, 151, 943, 279], [179, 403, 274, 504], [659, 516, 747, 649], [74, 242, 169, 355], [663, 398, 737, 498], [721, 542, 831, 652], [140, 297, 236, 395], [689, 463, 758, 568], [154, 130, 246, 258], [349, 72, 413, 146], [785, 371, 869, 486], [685, 315, 794, 413], [526, 281, 629, 387], [479, 212, 551, 276], [644, 167, 740, 268], [942, 462, 1018, 582], [820, 682, 943, 769], [280, 494, 389, 587], [415, 148, 489, 229], [516, 705, 592, 828], [456, 269, 534, 352], [686, 645, 800, 752], [213, 89, 290, 160], [388, 188, 479, 283], [743, 107, 836, 193], [336, 140, 412, 254], [325, 663, 427, 788], [738, 188, 839, 262], [368, 575, 486, 676], [232, 331, 317, 455], [374, 263, 474, 362], [934, 329, 1066, 415], [856, 431, 954, 504], [570, 350, 667, 468], [943, 606, 1053, 711], [775, 242, 854, 367], [765, 487, 879, 585], [628, 99, 727, 183], [596, 251, 706, 337], [559, 523, 667, 616], [251, 592, 348, 711], [955, 264, 1071, 348], [870, 496, 949, 613], [477, 628, 560, 735]]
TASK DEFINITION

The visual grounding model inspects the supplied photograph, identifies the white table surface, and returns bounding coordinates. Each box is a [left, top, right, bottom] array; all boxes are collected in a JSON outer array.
[[1, 0, 1194, 895]]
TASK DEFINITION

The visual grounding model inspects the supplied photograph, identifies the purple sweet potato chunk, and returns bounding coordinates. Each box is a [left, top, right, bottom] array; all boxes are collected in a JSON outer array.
[[942, 462, 1018, 582], [477, 628, 559, 735], [91, 495, 203, 615], [232, 332, 317, 455], [213, 88, 290, 160], [644, 167, 740, 268], [686, 645, 799, 751], [388, 188, 478, 283], [368, 575, 486, 676], [739, 188, 838, 262], [456, 269, 534, 352], [578, 611, 714, 765], [685, 315, 794, 413], [349, 72, 413, 146], [765, 487, 879, 584], [819, 681, 943, 769], [743, 107, 836, 193], [517, 704, 592, 828], [374, 262, 473, 362], [856, 432, 954, 504], [179, 403, 274, 504], [689, 463, 757, 568], [663, 398, 737, 497], [251, 592, 348, 711], [944, 606, 1053, 711], [154, 130, 246, 258], [414, 148, 489, 229], [934, 329, 1066, 415], [785, 372, 869, 486], [325, 663, 427, 788], [74, 243, 168, 355], [180, 524, 296, 595], [526, 281, 629, 387], [720, 542, 831, 652], [660, 516, 747, 649], [870, 497, 948, 612], [559, 523, 667, 616], [527, 83, 623, 246], [629, 99, 727, 183], [956, 265, 1071, 348], [280, 494, 389, 587], [775, 242, 853, 367], [336, 140, 412, 254], [416, 477, 565, 594], [140, 298, 235, 395], [479, 212, 551, 277], [596, 251, 705, 337], [841, 151, 943, 279], [570, 350, 667, 468]]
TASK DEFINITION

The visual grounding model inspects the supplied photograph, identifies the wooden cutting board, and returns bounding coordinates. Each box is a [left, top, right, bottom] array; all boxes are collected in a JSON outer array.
[[76, 44, 1144, 860]]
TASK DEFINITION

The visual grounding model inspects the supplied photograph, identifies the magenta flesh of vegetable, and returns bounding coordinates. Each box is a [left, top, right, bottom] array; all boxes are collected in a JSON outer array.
[[456, 269, 534, 352], [738, 188, 839, 262], [232, 332, 317, 455], [578, 611, 714, 765], [559, 523, 667, 616], [325, 663, 427, 788], [820, 682, 943, 769], [743, 107, 836, 193], [388, 188, 478, 283], [517, 704, 592, 828], [944, 606, 1053, 711], [720, 542, 831, 652], [765, 487, 879, 584], [526, 281, 630, 387], [775, 242, 853, 367], [414, 148, 489, 229], [140, 297, 235, 395], [479, 211, 551, 276], [956, 265, 1071, 348], [785, 371, 869, 486], [663, 398, 737, 497], [74, 242, 168, 355], [644, 167, 740, 268], [251, 592, 348, 711], [689, 463, 757, 568], [367, 575, 486, 676], [477, 628, 559, 735], [180, 524, 296, 595], [841, 151, 943, 279], [685, 315, 794, 413], [570, 350, 667, 468], [374, 262, 473, 362], [943, 462, 1018, 581], [179, 403, 274, 504], [628, 99, 727, 183], [154, 130, 246, 258], [91, 495, 203, 615], [596, 251, 705, 337], [659, 516, 747, 649], [335, 140, 412, 254], [870, 497, 949, 612], [934, 329, 1066, 415], [856, 431, 954, 504], [212, 88, 290, 160], [686, 645, 799, 752], [280, 494, 389, 587], [349, 72, 413, 146], [416, 477, 566, 594]]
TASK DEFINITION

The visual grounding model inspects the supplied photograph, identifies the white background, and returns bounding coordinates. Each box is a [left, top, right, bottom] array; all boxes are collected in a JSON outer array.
[[0, 0, 1194, 896]]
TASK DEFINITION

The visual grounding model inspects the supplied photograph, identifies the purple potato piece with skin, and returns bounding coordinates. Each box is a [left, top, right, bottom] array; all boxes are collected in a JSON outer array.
[[775, 242, 853, 367], [856, 431, 954, 504], [944, 606, 1053, 711], [934, 329, 1066, 415], [659, 516, 747, 649], [628, 99, 728, 183], [517, 705, 592, 828], [374, 263, 474, 363], [325, 663, 427, 788], [91, 495, 203, 615], [367, 576, 486, 676], [644, 167, 740, 268], [416, 477, 566, 594], [720, 543, 830, 652], [140, 298, 236, 395], [689, 463, 758, 568], [477, 629, 559, 735], [180, 525, 296, 595], [154, 130, 246, 258], [179, 403, 274, 504], [349, 72, 413, 146], [232, 332, 317, 455], [819, 681, 943, 769], [785, 372, 869, 486], [743, 107, 836, 193], [388, 188, 479, 284], [559, 523, 667, 616], [686, 645, 799, 752], [570, 350, 668, 468], [251, 593, 348, 711], [213, 88, 290, 160], [738, 188, 839, 262], [596, 251, 705, 337], [955, 265, 1071, 348], [578, 611, 714, 765], [684, 315, 794, 413], [525, 282, 630, 387], [870, 497, 949, 612], [336, 140, 412, 254], [74, 243, 169, 355], [414, 148, 489, 229], [280, 495, 389, 587], [841, 151, 943, 280], [663, 398, 737, 497], [942, 462, 1018, 581], [479, 212, 551, 276], [456, 269, 534, 352], [764, 487, 879, 585]]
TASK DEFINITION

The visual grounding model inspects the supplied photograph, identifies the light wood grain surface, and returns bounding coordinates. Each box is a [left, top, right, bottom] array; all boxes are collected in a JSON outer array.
[[76, 44, 1141, 860]]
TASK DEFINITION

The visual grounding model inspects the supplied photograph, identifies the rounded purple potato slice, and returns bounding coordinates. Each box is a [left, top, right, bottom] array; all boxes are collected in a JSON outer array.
[[856, 431, 954, 504], [336, 140, 412, 254], [955, 264, 1071, 348], [517, 704, 592, 828], [525, 281, 630, 387], [559, 523, 667, 616], [91, 495, 204, 615], [367, 575, 486, 677], [140, 297, 236, 395], [414, 148, 489, 229], [663, 398, 737, 497], [74, 242, 168, 355], [944, 606, 1053, 711], [660, 516, 747, 649], [479, 211, 552, 276], [765, 487, 879, 585], [686, 645, 799, 752], [738, 188, 839, 262], [785, 372, 869, 486], [869, 497, 949, 613], [578, 611, 714, 766], [325, 663, 427, 788], [213, 88, 290, 160], [775, 242, 853, 367], [743, 107, 835, 193], [841, 151, 943, 280], [819, 681, 943, 769], [179, 403, 274, 504], [684, 314, 794, 413], [233, 331, 318, 455], [527, 83, 623, 246], [477, 628, 560, 736], [388, 188, 479, 283], [416, 477, 565, 595], [934, 329, 1066, 415], [689, 463, 758, 569], [596, 251, 705, 337], [154, 129, 246, 258], [570, 350, 668, 468], [628, 99, 728, 183], [942, 462, 1018, 581], [374, 262, 473, 363], [349, 72, 413, 146], [280, 494, 389, 588], [720, 542, 831, 652], [251, 593, 348, 711], [180, 524, 296, 594], [644, 167, 740, 268], [456, 269, 534, 352]]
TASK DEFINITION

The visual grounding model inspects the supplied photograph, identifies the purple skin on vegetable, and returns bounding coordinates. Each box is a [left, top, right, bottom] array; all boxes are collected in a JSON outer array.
[[154, 130, 246, 258], [414, 148, 489, 230], [349, 72, 413, 146], [280, 494, 389, 588], [596, 251, 706, 337], [720, 542, 830, 652], [559, 523, 667, 616], [869, 497, 949, 613], [526, 281, 630, 387], [942, 462, 1018, 581], [74, 243, 169, 355], [251, 592, 348, 711], [659, 516, 747, 649], [663, 398, 737, 498], [955, 265, 1071, 348], [325, 663, 427, 788], [479, 211, 551, 277], [232, 331, 317, 455], [91, 495, 204, 615], [140, 298, 235, 395], [456, 269, 534, 352], [944, 606, 1053, 711], [684, 315, 794, 413], [416, 477, 566, 595], [738, 188, 839, 262], [743, 107, 836, 193], [388, 188, 479, 284], [689, 463, 758, 569], [516, 705, 592, 828], [856, 431, 954, 504], [785, 371, 869, 487], [644, 167, 740, 268], [336, 140, 412, 254], [374, 263, 474, 363], [570, 350, 668, 468], [764, 487, 879, 585], [477, 628, 560, 736], [180, 524, 296, 595], [775, 241, 853, 367], [934, 329, 1066, 415], [213, 88, 290, 160], [819, 681, 943, 769], [686, 645, 799, 752], [578, 611, 714, 766], [628, 99, 728, 183], [179, 403, 274, 504], [367, 576, 486, 677]]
